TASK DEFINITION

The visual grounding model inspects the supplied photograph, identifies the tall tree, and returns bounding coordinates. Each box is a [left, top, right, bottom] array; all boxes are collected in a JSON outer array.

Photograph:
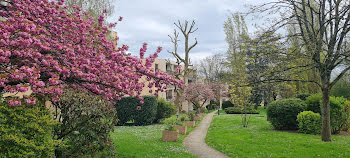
[[224, 13, 252, 126], [168, 20, 198, 112], [64, 0, 115, 20], [254, 0, 350, 141], [197, 53, 226, 82]]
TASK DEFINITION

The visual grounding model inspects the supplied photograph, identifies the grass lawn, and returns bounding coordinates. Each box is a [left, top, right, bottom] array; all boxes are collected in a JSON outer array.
[[206, 107, 350, 158], [110, 115, 205, 158]]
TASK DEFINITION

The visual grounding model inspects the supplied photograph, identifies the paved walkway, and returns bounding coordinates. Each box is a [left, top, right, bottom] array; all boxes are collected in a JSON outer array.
[[184, 111, 230, 158]]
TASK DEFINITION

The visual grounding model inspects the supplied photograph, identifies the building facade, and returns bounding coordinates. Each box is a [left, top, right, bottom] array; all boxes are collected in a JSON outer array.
[[140, 58, 197, 112]]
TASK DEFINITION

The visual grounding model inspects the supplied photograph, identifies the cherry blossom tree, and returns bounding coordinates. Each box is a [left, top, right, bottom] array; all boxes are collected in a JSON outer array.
[[183, 83, 215, 113], [0, 0, 182, 106]]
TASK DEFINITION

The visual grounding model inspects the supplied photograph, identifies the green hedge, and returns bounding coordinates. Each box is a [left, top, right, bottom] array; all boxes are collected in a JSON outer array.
[[297, 111, 321, 135], [154, 98, 176, 123], [222, 100, 234, 109], [115, 96, 157, 126], [305, 94, 350, 134], [224, 107, 259, 114], [134, 96, 158, 125], [267, 98, 306, 130], [0, 100, 58, 157], [294, 93, 311, 101]]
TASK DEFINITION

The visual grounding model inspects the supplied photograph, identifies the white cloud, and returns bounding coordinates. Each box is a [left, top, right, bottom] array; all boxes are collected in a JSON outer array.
[[109, 0, 264, 62]]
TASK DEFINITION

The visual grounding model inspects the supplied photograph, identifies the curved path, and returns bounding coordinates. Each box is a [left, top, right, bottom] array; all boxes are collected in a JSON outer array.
[[184, 111, 230, 158]]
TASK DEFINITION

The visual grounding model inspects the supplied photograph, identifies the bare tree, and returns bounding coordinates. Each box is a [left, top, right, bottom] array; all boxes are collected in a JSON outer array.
[[197, 53, 226, 82], [168, 20, 198, 111], [253, 0, 350, 142], [64, 0, 115, 20]]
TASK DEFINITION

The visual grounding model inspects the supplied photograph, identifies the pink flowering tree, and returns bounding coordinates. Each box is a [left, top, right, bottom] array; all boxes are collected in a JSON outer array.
[[0, 0, 182, 106], [183, 83, 215, 113]]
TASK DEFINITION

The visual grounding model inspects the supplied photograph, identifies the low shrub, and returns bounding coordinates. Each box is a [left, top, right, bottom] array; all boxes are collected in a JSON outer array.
[[222, 100, 234, 109], [115, 96, 158, 126], [297, 111, 321, 135], [0, 100, 59, 157], [267, 98, 306, 130], [294, 93, 311, 101], [224, 107, 259, 114], [179, 114, 189, 122], [155, 98, 176, 123], [187, 112, 196, 121], [53, 89, 117, 157], [163, 116, 178, 131], [330, 97, 349, 134], [305, 94, 322, 113], [305, 94, 350, 134]]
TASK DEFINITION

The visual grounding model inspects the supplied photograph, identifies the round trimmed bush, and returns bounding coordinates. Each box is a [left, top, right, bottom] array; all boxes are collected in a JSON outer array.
[[222, 100, 234, 110], [154, 98, 176, 123], [297, 111, 321, 134], [267, 98, 306, 130], [294, 93, 311, 101], [0, 100, 58, 157], [305, 94, 350, 134], [305, 94, 322, 113], [329, 97, 349, 134]]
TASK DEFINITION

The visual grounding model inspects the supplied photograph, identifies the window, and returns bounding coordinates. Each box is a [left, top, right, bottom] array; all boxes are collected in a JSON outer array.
[[155, 64, 159, 71], [166, 90, 173, 100]]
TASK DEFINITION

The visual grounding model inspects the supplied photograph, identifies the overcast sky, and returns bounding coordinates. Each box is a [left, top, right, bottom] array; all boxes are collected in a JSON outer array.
[[108, 0, 264, 63]]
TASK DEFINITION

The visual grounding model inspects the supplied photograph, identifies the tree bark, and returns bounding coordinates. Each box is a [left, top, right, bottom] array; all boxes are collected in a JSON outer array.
[[321, 79, 332, 142]]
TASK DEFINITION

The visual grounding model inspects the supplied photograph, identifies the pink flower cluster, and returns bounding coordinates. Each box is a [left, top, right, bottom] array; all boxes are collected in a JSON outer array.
[[0, 0, 182, 106]]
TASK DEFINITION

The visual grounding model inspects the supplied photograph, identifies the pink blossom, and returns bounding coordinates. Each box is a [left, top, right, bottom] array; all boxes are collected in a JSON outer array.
[[0, 0, 182, 106]]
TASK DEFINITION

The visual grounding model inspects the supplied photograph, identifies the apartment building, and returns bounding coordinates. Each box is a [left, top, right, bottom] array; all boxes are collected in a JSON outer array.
[[140, 58, 197, 112]]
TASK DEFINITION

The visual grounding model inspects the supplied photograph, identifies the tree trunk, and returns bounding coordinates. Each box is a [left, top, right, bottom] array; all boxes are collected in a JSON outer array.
[[321, 86, 332, 142], [174, 90, 182, 113]]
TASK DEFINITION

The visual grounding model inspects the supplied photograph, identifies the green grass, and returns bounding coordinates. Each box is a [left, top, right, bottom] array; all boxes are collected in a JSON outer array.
[[206, 107, 350, 158], [111, 115, 206, 158]]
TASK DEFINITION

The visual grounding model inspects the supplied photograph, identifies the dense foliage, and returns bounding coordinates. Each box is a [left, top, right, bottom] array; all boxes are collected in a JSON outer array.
[[115, 96, 157, 126], [0, 0, 181, 106], [297, 111, 321, 135], [267, 98, 306, 130], [53, 89, 117, 157], [305, 94, 350, 134], [331, 77, 350, 100], [222, 100, 234, 110], [163, 116, 178, 131], [294, 93, 311, 101], [305, 94, 322, 113], [134, 96, 158, 125], [154, 98, 176, 123], [0, 101, 59, 157], [224, 107, 259, 114]]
